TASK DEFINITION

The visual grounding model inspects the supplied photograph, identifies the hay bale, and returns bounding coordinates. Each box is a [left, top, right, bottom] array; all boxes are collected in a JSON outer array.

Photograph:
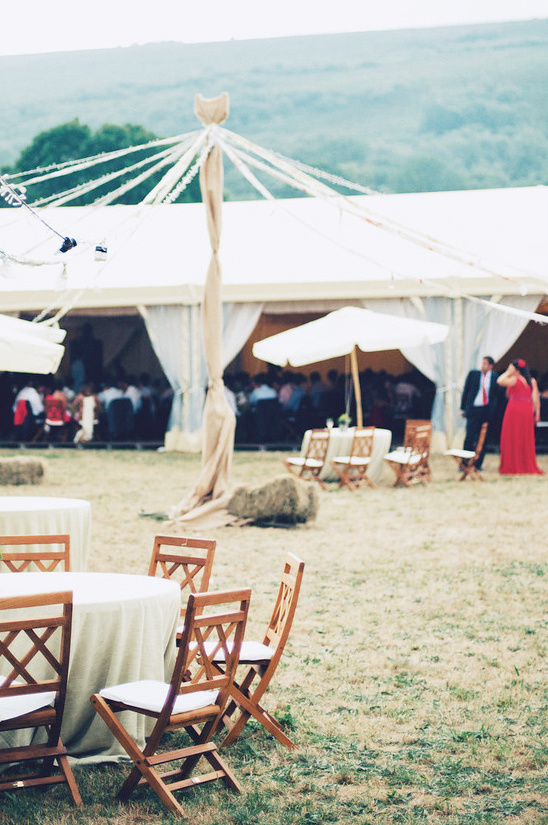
[[228, 474, 319, 525], [0, 457, 47, 486]]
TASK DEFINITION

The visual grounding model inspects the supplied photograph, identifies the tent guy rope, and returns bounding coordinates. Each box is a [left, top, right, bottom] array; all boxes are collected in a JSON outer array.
[[1, 107, 546, 329]]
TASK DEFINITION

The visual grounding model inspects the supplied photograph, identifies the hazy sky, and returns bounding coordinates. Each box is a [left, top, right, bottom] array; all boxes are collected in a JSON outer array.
[[1, 0, 548, 56]]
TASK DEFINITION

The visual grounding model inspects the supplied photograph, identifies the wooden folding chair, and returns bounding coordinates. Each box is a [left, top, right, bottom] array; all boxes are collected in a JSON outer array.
[[90, 588, 251, 819], [445, 421, 488, 481], [147, 535, 215, 633], [0, 534, 71, 572], [404, 419, 433, 481], [284, 428, 330, 488], [0, 590, 82, 806], [215, 553, 305, 749], [384, 425, 431, 487], [330, 426, 376, 490]]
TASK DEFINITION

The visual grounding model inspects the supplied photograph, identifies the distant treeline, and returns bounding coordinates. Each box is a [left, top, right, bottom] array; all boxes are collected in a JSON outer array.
[[1, 19, 547, 200]]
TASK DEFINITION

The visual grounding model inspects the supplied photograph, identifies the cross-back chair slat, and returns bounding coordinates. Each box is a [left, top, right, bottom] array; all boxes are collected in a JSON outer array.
[[404, 419, 433, 481], [384, 424, 432, 487], [284, 429, 330, 488], [0, 590, 81, 806], [0, 534, 71, 573], [216, 552, 305, 749], [148, 535, 215, 626], [330, 425, 376, 490], [90, 588, 251, 819]]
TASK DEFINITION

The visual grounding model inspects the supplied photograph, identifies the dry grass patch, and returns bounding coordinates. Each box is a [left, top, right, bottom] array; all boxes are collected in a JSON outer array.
[[1, 447, 548, 824]]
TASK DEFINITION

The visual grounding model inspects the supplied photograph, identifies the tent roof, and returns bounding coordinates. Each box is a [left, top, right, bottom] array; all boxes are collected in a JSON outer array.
[[0, 186, 546, 312]]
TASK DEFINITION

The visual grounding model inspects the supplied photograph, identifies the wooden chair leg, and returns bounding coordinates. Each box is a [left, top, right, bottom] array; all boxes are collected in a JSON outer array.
[[58, 753, 83, 806], [221, 686, 296, 750]]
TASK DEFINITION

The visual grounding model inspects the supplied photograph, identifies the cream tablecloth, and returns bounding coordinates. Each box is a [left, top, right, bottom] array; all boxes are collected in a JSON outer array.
[[300, 427, 392, 484], [0, 571, 181, 763], [0, 497, 91, 571]]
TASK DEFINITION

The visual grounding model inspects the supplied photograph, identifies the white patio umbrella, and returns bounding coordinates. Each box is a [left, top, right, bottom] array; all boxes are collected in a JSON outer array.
[[0, 314, 66, 374], [252, 306, 448, 426]]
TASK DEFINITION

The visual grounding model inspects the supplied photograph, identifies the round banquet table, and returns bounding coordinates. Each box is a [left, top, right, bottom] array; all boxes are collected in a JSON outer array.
[[0, 571, 181, 763], [0, 497, 91, 571], [300, 427, 393, 484]]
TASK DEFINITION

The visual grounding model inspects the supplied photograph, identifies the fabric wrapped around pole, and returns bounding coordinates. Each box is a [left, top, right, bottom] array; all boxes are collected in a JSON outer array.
[[170, 93, 236, 521]]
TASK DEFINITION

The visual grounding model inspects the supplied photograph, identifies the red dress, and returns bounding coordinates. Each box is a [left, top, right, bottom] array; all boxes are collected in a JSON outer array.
[[499, 378, 544, 475]]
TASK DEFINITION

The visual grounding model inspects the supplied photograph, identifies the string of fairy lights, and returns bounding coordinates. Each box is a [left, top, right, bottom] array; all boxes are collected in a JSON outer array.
[[0, 121, 546, 327]]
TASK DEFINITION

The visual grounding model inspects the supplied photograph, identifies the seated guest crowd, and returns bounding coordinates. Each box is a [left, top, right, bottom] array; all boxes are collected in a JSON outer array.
[[0, 371, 174, 443], [1, 366, 439, 445], [224, 366, 436, 444]]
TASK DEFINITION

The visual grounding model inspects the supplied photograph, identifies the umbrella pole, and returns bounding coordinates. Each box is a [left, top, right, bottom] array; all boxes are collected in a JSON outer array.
[[350, 347, 363, 427]]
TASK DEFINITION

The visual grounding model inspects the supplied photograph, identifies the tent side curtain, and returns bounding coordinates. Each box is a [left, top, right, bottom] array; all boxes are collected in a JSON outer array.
[[367, 294, 543, 443], [141, 295, 542, 441], [139, 302, 264, 437], [139, 304, 187, 432], [221, 302, 264, 371]]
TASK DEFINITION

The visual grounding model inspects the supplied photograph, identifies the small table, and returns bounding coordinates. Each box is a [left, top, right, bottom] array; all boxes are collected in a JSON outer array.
[[0, 571, 181, 763], [300, 427, 392, 484], [0, 497, 91, 571]]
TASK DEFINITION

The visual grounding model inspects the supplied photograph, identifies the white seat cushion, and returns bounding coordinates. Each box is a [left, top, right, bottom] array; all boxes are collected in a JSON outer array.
[[207, 640, 274, 663], [99, 680, 218, 714], [332, 455, 371, 466], [0, 689, 56, 722], [445, 449, 475, 459], [287, 457, 323, 468], [384, 450, 421, 465], [187, 640, 274, 663]]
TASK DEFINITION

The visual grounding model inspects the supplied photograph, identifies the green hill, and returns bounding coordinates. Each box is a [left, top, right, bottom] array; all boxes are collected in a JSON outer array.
[[1, 19, 547, 198]]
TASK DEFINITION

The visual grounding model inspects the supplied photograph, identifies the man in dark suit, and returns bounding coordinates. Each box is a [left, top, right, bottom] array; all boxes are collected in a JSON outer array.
[[460, 356, 500, 470]]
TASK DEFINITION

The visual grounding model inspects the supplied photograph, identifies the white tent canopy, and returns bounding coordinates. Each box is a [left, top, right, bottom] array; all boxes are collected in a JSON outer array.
[[0, 314, 65, 374], [0, 186, 547, 312], [0, 185, 546, 443]]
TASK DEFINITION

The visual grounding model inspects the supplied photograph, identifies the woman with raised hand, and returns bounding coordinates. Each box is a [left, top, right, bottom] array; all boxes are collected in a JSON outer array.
[[497, 359, 544, 475]]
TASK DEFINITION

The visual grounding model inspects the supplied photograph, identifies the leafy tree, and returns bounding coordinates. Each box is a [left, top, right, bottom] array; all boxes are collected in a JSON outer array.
[[5, 120, 201, 206]]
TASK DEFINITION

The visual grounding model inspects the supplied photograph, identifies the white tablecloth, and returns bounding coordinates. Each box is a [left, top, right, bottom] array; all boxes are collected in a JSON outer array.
[[300, 427, 392, 484], [0, 571, 181, 763], [0, 497, 91, 571]]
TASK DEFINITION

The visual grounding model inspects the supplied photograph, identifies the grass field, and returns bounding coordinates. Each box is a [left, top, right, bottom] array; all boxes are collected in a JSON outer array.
[[1, 447, 547, 824]]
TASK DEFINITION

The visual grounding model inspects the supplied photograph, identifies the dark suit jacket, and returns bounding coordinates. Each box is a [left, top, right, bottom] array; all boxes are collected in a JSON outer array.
[[461, 369, 500, 417]]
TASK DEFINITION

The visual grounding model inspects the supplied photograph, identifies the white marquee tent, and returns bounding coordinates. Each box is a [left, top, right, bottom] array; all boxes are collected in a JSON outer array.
[[1, 184, 547, 445]]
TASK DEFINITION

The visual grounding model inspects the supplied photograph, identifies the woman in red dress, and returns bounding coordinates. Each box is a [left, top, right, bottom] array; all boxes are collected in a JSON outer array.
[[497, 359, 544, 475]]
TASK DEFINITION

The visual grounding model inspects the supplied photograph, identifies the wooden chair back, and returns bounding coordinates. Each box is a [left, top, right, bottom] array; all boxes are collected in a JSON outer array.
[[305, 428, 331, 462], [386, 426, 431, 487], [176, 589, 252, 707], [0, 534, 71, 572], [447, 421, 489, 481], [262, 553, 305, 656], [0, 590, 81, 805], [90, 588, 251, 817], [284, 428, 330, 487], [404, 419, 432, 481], [330, 426, 376, 490], [220, 552, 305, 749], [148, 535, 215, 614], [404, 419, 432, 447], [473, 421, 489, 461], [349, 426, 376, 459]]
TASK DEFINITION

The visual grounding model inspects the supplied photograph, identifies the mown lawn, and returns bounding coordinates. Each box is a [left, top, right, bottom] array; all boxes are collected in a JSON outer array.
[[1, 447, 547, 824]]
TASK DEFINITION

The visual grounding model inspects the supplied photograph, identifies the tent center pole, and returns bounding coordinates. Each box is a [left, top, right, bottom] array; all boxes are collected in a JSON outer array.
[[350, 346, 363, 427]]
